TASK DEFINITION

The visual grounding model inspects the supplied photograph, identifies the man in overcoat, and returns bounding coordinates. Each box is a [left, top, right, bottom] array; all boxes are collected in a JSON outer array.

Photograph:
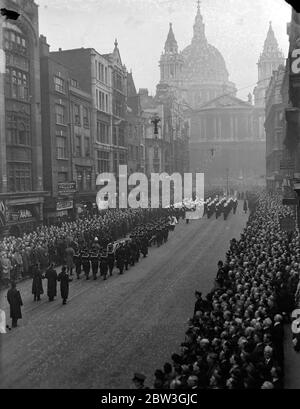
[[45, 263, 58, 302], [57, 266, 72, 305], [32, 264, 44, 301], [7, 281, 23, 328]]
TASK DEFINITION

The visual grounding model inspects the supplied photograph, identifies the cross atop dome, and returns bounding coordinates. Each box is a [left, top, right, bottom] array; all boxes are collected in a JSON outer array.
[[193, 0, 206, 43]]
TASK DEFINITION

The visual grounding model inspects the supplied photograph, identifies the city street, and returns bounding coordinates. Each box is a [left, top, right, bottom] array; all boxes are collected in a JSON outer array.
[[0, 205, 247, 389]]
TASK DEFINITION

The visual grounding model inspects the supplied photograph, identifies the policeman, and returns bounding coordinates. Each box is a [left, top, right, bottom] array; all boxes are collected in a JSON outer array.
[[100, 251, 109, 280]]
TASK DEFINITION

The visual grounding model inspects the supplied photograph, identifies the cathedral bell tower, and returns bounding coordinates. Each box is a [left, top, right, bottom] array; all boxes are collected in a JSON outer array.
[[159, 23, 184, 88], [254, 22, 285, 107]]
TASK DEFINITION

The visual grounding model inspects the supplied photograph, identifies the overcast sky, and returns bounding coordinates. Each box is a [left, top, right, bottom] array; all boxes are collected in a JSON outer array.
[[37, 0, 291, 100]]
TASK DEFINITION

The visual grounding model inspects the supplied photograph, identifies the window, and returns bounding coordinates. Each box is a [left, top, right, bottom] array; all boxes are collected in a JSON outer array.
[[97, 151, 110, 173], [4, 28, 28, 56], [56, 135, 67, 159], [57, 172, 68, 183], [74, 104, 80, 125], [119, 152, 126, 165], [75, 135, 81, 157], [54, 76, 65, 93], [105, 67, 108, 84], [119, 127, 125, 146], [97, 122, 109, 144], [55, 104, 65, 125], [76, 168, 84, 191], [113, 152, 118, 173], [7, 163, 32, 192], [113, 126, 117, 145], [6, 119, 30, 146], [70, 79, 79, 88], [114, 72, 123, 91], [83, 107, 89, 127], [6, 68, 29, 100], [114, 100, 123, 117], [97, 90, 107, 112], [84, 136, 90, 157], [86, 169, 92, 191]]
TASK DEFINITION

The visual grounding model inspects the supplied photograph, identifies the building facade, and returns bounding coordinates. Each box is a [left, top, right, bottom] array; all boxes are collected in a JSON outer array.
[[0, 0, 46, 236], [157, 3, 271, 189], [126, 72, 145, 174], [40, 36, 94, 222], [265, 64, 290, 192]]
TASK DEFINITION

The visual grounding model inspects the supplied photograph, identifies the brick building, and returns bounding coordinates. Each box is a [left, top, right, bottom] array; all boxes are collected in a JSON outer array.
[[39, 36, 93, 222]]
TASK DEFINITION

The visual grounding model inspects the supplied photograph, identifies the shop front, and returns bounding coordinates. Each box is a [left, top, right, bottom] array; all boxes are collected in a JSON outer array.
[[0, 194, 45, 237]]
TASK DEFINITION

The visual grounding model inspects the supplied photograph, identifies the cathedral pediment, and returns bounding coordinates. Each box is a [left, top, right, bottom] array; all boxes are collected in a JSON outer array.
[[200, 94, 252, 109]]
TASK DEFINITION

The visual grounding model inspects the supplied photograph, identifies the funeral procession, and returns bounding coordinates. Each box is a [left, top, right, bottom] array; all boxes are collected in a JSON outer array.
[[1, 0, 300, 393]]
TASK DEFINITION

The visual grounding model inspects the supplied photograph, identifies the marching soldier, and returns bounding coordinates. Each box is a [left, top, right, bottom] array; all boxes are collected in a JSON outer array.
[[90, 251, 99, 280], [124, 242, 131, 271], [74, 251, 82, 279], [107, 244, 115, 277], [115, 243, 125, 275], [100, 251, 109, 280], [233, 198, 238, 214], [140, 235, 148, 258], [81, 250, 90, 280]]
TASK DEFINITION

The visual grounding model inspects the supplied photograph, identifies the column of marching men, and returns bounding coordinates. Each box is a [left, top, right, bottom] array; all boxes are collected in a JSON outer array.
[[204, 196, 239, 220], [4, 209, 181, 329], [2, 193, 244, 330]]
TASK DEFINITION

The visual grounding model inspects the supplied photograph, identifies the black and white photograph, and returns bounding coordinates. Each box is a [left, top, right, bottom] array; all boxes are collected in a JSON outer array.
[[0, 0, 300, 394]]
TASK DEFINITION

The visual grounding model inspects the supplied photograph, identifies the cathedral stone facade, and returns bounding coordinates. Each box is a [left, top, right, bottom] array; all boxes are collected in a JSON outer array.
[[158, 3, 284, 190]]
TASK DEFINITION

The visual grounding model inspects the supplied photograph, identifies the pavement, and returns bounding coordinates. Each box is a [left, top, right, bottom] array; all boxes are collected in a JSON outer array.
[[0, 206, 248, 389]]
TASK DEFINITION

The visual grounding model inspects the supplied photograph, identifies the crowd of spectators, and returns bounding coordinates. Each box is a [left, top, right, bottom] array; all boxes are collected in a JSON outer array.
[[150, 192, 300, 389]]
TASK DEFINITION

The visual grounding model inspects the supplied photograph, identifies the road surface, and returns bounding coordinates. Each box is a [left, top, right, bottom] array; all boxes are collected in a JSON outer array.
[[0, 206, 247, 389]]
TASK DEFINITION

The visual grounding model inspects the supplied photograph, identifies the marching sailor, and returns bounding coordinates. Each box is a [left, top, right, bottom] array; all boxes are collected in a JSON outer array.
[[107, 243, 115, 277]]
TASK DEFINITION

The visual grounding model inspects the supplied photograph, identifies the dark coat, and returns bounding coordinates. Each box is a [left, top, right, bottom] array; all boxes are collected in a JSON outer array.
[[32, 268, 44, 296], [7, 288, 23, 319], [57, 271, 71, 300], [45, 267, 58, 298]]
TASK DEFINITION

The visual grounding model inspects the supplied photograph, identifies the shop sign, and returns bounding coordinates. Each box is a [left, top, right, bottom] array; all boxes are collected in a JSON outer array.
[[58, 182, 77, 194], [56, 200, 73, 211]]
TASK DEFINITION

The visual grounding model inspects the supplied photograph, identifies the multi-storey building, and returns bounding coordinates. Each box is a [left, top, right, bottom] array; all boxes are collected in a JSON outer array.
[[139, 85, 189, 177], [158, 3, 270, 189], [49, 42, 128, 183], [103, 40, 128, 178], [265, 64, 289, 192], [0, 0, 46, 236], [39, 36, 93, 223], [126, 72, 145, 174]]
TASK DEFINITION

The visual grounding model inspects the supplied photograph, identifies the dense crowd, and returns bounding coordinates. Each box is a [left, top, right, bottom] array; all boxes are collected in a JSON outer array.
[[0, 207, 184, 285], [145, 192, 300, 390]]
